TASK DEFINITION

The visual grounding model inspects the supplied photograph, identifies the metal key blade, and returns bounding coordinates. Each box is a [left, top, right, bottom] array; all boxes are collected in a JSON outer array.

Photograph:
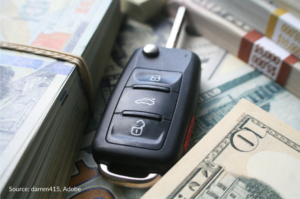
[[166, 6, 186, 49]]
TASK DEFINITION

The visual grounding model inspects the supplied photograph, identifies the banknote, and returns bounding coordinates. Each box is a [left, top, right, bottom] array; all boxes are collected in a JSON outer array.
[[0, 0, 119, 194], [0, 49, 77, 189], [142, 99, 300, 199], [190, 70, 300, 151], [7, 73, 89, 199], [0, 50, 75, 151], [1, 0, 112, 55]]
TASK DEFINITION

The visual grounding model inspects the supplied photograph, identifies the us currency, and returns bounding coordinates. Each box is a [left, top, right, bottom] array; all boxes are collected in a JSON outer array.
[[0, 49, 78, 189], [1, 0, 112, 54], [169, 0, 300, 99], [142, 99, 300, 199], [189, 59, 300, 151], [0, 0, 120, 195], [65, 16, 225, 199], [0, 49, 75, 151]]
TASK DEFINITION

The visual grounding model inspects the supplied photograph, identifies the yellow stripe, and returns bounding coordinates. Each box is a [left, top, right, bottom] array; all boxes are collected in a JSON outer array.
[[274, 7, 288, 16], [265, 8, 287, 38]]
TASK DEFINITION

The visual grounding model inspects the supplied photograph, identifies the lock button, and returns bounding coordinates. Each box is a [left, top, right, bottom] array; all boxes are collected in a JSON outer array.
[[106, 114, 170, 150], [126, 69, 182, 92]]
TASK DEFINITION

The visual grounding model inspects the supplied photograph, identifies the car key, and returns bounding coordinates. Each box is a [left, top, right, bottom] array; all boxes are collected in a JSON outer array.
[[92, 6, 201, 188]]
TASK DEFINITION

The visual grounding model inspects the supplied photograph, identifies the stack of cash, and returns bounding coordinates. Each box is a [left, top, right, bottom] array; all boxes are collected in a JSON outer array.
[[210, 0, 300, 59], [168, 0, 300, 98], [0, 0, 121, 198]]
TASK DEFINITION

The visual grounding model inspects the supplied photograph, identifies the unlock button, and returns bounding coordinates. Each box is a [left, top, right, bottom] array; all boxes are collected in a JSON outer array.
[[131, 120, 145, 136], [106, 114, 170, 150]]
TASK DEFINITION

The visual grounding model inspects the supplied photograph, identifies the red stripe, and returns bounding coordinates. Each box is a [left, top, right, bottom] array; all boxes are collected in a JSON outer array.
[[238, 30, 263, 63], [276, 55, 298, 86], [184, 114, 195, 153]]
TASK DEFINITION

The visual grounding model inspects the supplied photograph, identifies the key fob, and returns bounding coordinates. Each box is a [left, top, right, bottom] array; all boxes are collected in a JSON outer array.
[[92, 44, 201, 187]]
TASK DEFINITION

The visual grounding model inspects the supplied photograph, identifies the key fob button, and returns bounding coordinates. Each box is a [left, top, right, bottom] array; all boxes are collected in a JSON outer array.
[[126, 69, 182, 92], [115, 88, 178, 120], [106, 114, 170, 149]]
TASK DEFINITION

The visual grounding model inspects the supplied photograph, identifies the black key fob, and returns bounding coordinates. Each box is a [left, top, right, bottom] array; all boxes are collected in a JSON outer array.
[[92, 44, 201, 187]]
